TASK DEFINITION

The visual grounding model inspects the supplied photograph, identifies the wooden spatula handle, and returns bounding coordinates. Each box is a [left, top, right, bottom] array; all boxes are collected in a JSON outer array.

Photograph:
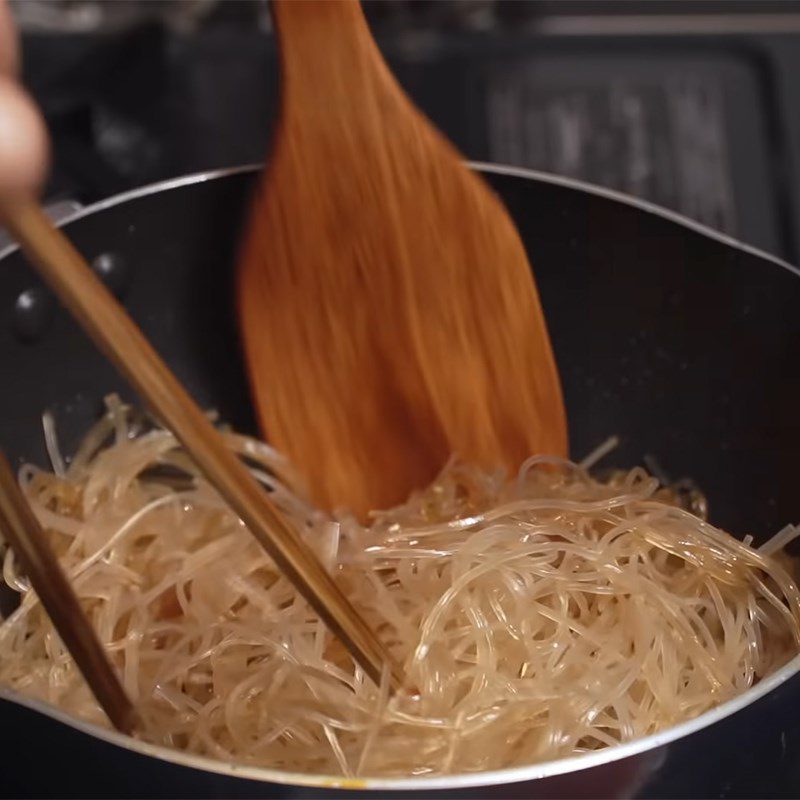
[[271, 0, 368, 45], [271, 0, 386, 95]]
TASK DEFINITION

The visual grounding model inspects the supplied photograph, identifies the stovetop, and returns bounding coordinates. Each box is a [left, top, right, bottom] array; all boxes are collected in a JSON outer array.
[[18, 1, 800, 263]]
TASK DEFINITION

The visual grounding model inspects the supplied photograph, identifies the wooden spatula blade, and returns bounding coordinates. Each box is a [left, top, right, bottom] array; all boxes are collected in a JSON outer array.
[[238, 0, 567, 517]]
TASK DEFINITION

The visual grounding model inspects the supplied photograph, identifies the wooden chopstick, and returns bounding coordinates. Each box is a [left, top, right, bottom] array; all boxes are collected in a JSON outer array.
[[0, 451, 137, 733], [0, 200, 402, 691]]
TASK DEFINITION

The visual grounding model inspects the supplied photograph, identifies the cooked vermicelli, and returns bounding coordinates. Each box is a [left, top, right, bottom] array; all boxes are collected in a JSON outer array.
[[0, 397, 798, 777]]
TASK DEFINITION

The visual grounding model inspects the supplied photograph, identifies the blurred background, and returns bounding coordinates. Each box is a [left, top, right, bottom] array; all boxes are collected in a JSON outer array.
[[11, 0, 800, 261]]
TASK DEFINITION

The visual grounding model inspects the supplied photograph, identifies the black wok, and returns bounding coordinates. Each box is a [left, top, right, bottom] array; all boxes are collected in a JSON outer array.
[[0, 164, 799, 798]]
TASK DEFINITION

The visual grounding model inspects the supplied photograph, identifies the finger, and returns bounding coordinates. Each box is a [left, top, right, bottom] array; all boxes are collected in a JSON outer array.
[[0, 0, 19, 76], [0, 74, 49, 199]]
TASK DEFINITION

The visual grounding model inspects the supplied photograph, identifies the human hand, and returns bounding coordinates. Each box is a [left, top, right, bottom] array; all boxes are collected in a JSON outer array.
[[0, 0, 48, 202]]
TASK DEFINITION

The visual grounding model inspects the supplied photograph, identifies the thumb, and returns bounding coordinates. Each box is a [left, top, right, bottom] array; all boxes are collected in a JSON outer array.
[[0, 74, 49, 200], [0, 0, 49, 201]]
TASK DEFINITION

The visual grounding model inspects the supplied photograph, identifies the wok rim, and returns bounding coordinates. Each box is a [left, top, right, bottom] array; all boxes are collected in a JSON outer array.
[[1, 161, 799, 791], [3, 654, 799, 790], [1, 161, 798, 280]]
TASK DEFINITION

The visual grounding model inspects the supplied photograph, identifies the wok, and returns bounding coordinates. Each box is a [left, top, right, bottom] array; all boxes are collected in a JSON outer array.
[[1, 164, 799, 798]]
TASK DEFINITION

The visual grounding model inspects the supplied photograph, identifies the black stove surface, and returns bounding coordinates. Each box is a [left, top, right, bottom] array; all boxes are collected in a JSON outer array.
[[19, 4, 800, 263]]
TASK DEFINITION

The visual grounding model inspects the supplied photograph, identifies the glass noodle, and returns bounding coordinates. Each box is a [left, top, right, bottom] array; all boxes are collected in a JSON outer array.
[[0, 397, 798, 777]]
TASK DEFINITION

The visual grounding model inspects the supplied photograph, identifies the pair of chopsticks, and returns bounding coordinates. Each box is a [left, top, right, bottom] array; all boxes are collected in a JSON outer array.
[[0, 200, 402, 733]]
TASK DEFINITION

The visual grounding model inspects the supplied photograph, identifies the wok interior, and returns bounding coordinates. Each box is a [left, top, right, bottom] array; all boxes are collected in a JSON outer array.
[[2, 169, 798, 540]]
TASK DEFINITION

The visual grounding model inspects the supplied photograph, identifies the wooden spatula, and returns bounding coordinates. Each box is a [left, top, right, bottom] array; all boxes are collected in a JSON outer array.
[[238, 0, 567, 519]]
